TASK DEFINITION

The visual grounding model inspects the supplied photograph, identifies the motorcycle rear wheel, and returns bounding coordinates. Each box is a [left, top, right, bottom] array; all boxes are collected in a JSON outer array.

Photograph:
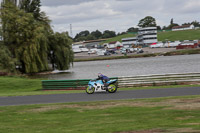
[[86, 86, 95, 94], [107, 84, 117, 93]]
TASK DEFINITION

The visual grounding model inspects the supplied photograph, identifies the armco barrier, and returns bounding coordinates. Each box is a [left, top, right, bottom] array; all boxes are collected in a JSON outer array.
[[118, 73, 200, 88], [42, 77, 118, 90]]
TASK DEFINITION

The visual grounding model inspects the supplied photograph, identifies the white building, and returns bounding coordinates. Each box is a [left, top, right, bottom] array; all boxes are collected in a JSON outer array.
[[122, 37, 137, 48], [172, 24, 195, 31], [104, 41, 122, 49], [122, 27, 158, 46], [72, 44, 89, 53], [138, 27, 158, 45]]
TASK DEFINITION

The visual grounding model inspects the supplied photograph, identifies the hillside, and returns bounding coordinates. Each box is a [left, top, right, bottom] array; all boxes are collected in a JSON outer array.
[[101, 29, 200, 44], [158, 29, 200, 41], [101, 33, 136, 44]]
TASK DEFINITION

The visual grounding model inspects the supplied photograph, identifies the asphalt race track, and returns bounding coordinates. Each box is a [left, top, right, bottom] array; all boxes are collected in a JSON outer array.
[[0, 87, 200, 106]]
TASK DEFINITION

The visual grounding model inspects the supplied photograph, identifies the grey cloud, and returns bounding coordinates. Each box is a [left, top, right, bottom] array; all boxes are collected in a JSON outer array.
[[162, 0, 200, 14], [40, 0, 200, 35], [41, 0, 96, 7]]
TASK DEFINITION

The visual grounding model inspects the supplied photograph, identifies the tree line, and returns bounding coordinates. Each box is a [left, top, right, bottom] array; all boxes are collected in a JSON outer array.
[[74, 30, 117, 42], [74, 16, 200, 42], [0, 0, 73, 74]]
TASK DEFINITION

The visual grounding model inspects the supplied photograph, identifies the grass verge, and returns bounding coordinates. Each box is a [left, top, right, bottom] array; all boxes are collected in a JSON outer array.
[[0, 95, 200, 133], [0, 76, 200, 97], [158, 29, 200, 41], [0, 76, 84, 97]]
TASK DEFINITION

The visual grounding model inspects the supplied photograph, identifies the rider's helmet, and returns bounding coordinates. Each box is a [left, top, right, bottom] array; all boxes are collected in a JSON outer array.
[[98, 73, 102, 78]]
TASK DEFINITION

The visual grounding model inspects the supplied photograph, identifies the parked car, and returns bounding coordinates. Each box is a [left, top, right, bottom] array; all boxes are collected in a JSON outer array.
[[125, 48, 134, 53], [104, 51, 111, 56], [88, 49, 96, 54], [137, 48, 144, 53], [108, 49, 118, 54], [120, 48, 127, 54], [97, 49, 106, 56]]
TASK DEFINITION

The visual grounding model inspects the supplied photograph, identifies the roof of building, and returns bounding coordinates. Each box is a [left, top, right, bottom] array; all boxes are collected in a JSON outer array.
[[172, 24, 192, 29], [109, 41, 118, 44]]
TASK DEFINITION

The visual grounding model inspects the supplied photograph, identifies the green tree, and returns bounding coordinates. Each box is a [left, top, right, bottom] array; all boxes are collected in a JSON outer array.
[[0, 43, 16, 73], [138, 16, 157, 28], [192, 21, 200, 27], [1, 0, 73, 73], [19, 0, 42, 20], [102, 30, 116, 38], [1, 1, 49, 73], [74, 30, 90, 41], [86, 34, 96, 40], [91, 30, 102, 39], [127, 27, 138, 33], [170, 18, 174, 25], [165, 18, 179, 30], [167, 23, 179, 30], [48, 32, 73, 70]]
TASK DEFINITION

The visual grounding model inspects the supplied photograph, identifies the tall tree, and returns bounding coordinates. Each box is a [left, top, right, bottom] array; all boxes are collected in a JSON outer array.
[[170, 18, 174, 25], [0, 43, 16, 73], [91, 30, 102, 39], [74, 30, 90, 41], [1, 1, 49, 73], [127, 27, 138, 33], [191, 20, 200, 27], [48, 32, 73, 70], [102, 30, 116, 38], [138, 16, 157, 28], [1, 0, 73, 73], [19, 0, 41, 20]]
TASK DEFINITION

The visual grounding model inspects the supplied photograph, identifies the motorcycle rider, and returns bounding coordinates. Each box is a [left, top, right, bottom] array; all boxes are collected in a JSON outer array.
[[97, 73, 110, 88]]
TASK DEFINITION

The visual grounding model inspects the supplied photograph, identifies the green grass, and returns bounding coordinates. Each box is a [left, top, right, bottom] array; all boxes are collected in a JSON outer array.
[[158, 29, 200, 42], [119, 84, 200, 91], [100, 33, 136, 44], [100, 29, 200, 44], [0, 76, 84, 97], [0, 96, 200, 133]]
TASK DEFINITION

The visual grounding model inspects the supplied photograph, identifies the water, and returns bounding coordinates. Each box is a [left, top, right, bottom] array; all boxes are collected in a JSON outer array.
[[35, 54, 200, 80]]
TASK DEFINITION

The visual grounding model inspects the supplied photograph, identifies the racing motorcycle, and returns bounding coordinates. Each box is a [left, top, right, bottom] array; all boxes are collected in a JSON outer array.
[[86, 79, 118, 94]]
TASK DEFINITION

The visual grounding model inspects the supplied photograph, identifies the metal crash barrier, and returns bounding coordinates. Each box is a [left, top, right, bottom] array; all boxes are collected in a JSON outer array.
[[118, 73, 200, 88]]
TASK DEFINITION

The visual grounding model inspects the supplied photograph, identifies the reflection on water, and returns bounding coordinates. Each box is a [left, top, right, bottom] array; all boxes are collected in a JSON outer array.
[[30, 54, 200, 80]]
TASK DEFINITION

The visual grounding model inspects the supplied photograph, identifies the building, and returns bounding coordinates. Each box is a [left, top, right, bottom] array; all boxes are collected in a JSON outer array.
[[122, 27, 158, 46], [172, 24, 195, 31], [122, 37, 137, 48], [138, 27, 158, 45], [104, 41, 122, 49]]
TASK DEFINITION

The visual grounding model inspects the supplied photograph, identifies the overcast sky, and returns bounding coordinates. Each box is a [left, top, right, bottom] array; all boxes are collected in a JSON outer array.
[[3, 0, 200, 37]]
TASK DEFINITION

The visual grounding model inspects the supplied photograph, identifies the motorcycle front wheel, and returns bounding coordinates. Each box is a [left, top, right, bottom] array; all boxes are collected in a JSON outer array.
[[107, 84, 117, 93], [86, 86, 95, 94]]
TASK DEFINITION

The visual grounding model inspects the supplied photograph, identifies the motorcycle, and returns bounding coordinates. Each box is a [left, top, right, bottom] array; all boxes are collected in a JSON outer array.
[[86, 79, 118, 94]]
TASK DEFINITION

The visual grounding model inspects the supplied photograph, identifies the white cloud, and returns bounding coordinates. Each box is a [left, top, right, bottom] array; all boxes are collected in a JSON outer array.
[[2, 0, 198, 36], [41, 1, 121, 25]]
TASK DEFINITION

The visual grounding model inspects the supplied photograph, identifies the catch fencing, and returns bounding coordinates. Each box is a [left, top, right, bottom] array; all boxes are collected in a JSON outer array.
[[118, 73, 200, 88]]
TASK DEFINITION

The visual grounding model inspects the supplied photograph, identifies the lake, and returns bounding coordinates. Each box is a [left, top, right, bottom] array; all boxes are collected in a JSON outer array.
[[36, 54, 200, 80]]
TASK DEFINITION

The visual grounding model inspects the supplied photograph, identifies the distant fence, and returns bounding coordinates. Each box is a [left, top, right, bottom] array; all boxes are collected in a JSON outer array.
[[118, 73, 200, 88], [42, 73, 200, 90]]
